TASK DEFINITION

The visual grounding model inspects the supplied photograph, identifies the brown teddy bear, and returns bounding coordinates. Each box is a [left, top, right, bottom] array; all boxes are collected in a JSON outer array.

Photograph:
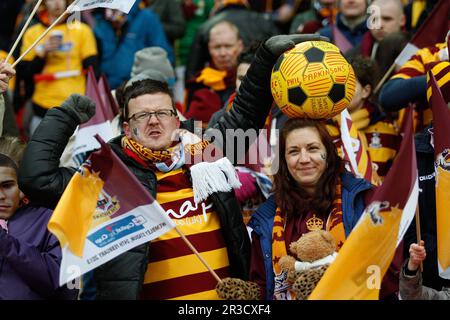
[[278, 230, 337, 300]]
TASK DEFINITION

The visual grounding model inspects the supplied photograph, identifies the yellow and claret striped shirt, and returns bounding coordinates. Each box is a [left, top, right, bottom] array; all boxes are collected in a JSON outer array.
[[141, 168, 230, 300], [392, 42, 447, 131]]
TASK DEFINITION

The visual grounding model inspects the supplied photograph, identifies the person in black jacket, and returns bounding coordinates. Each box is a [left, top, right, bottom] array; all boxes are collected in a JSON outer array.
[[18, 34, 326, 300]]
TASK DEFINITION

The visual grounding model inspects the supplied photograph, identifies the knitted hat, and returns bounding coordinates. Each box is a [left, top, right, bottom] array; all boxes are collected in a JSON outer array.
[[125, 69, 170, 89], [130, 47, 175, 84]]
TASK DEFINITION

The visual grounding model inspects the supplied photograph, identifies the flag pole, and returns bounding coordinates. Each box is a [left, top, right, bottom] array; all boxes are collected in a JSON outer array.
[[6, 0, 44, 63], [174, 225, 223, 283], [12, 0, 80, 68], [373, 61, 396, 95], [415, 203, 423, 272]]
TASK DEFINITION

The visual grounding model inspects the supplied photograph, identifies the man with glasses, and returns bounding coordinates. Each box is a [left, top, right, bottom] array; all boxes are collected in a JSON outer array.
[[18, 34, 325, 300]]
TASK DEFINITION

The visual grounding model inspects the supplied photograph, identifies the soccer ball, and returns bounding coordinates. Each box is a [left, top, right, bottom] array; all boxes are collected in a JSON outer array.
[[270, 41, 356, 119]]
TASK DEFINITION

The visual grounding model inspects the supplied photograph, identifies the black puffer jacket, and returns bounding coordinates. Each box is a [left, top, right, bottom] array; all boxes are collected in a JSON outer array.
[[18, 43, 277, 299]]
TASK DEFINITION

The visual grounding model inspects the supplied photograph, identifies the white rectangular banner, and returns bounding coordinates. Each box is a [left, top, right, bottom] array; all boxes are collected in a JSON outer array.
[[59, 202, 175, 286], [69, 0, 137, 14]]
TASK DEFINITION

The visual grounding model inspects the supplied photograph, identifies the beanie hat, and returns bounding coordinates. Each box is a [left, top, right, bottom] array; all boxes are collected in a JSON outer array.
[[125, 69, 170, 89], [130, 47, 175, 84]]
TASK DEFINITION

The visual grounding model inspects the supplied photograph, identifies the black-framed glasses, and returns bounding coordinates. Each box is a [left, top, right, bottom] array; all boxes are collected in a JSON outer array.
[[128, 110, 176, 122]]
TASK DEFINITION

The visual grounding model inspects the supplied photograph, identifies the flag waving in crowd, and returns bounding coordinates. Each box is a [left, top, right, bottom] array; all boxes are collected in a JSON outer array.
[[394, 0, 450, 67], [48, 136, 175, 285], [73, 67, 115, 165], [428, 68, 450, 280], [68, 0, 138, 14], [339, 108, 381, 186], [310, 106, 418, 299]]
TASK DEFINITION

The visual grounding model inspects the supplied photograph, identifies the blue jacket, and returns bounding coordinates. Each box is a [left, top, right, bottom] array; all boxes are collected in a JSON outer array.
[[94, 1, 174, 88], [0, 205, 77, 299], [319, 13, 368, 47], [248, 171, 372, 300]]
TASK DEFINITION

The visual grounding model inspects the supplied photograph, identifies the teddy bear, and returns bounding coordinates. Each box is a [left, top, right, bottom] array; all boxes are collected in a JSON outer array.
[[278, 230, 337, 300]]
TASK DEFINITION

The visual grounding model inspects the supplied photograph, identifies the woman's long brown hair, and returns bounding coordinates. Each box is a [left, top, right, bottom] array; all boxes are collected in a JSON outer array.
[[273, 118, 343, 218]]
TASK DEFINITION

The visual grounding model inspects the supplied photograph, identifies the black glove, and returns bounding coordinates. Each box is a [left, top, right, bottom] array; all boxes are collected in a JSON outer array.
[[59, 94, 96, 124], [264, 34, 330, 57]]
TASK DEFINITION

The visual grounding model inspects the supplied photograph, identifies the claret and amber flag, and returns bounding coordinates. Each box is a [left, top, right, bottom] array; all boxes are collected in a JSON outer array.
[[98, 74, 120, 117], [310, 106, 418, 300], [339, 109, 381, 186], [428, 68, 450, 279], [48, 136, 175, 286], [394, 0, 450, 67], [73, 67, 114, 166]]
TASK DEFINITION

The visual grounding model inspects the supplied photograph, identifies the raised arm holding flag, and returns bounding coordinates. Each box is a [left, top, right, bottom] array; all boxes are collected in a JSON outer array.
[[17, 0, 98, 134]]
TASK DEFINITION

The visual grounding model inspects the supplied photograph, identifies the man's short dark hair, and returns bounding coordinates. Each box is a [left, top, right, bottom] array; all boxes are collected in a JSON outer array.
[[0, 154, 19, 175], [123, 79, 176, 121]]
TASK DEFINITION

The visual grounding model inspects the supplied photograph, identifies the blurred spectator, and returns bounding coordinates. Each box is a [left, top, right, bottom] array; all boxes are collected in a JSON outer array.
[[143, 0, 186, 46], [404, 0, 439, 33], [346, 0, 409, 84], [208, 43, 255, 126], [248, 0, 309, 33], [93, 0, 174, 89], [319, 0, 369, 50], [185, 0, 279, 81], [174, 0, 215, 104], [290, 0, 337, 34], [184, 21, 243, 124], [379, 41, 449, 132], [367, 0, 406, 45], [17, 0, 98, 136]]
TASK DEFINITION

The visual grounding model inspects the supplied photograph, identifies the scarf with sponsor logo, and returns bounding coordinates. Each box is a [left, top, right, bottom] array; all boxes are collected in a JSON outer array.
[[121, 130, 241, 203], [271, 180, 346, 300]]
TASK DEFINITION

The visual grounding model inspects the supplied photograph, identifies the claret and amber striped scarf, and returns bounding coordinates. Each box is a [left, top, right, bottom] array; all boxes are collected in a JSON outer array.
[[271, 180, 346, 300], [121, 129, 241, 203]]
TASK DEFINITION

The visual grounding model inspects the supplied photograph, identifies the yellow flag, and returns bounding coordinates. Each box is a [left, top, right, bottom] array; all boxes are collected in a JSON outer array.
[[428, 69, 450, 279], [436, 166, 450, 274], [48, 168, 103, 257], [339, 109, 381, 186], [309, 206, 402, 300]]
